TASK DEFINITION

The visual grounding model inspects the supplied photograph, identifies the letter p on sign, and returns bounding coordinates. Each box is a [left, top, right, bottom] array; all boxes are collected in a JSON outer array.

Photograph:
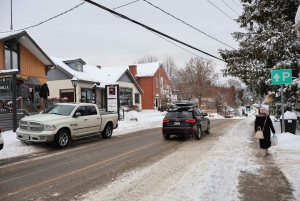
[[282, 72, 290, 81]]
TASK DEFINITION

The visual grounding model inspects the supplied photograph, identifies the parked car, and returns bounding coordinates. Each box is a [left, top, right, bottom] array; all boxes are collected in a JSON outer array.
[[0, 126, 3, 150], [16, 103, 119, 148], [162, 102, 210, 140], [225, 114, 233, 118]]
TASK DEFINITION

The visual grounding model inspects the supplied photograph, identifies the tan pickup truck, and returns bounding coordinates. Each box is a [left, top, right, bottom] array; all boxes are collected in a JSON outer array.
[[16, 103, 118, 148]]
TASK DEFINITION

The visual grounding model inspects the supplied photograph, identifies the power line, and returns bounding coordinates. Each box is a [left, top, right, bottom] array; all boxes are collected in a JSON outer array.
[[151, 30, 226, 68], [112, 1, 226, 66], [142, 0, 235, 49], [0, 2, 86, 33], [206, 0, 235, 22], [232, 0, 243, 10], [221, 0, 239, 15], [113, 0, 139, 10], [84, 0, 224, 61]]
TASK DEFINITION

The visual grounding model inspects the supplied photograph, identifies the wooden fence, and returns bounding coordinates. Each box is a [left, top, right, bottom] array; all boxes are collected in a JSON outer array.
[[0, 110, 25, 132]]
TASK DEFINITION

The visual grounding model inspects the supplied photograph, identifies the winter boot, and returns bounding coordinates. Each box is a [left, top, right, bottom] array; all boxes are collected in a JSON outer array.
[[263, 149, 268, 157]]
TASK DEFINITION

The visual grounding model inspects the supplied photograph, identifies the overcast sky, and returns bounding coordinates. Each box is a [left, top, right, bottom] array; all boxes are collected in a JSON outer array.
[[0, 0, 243, 83]]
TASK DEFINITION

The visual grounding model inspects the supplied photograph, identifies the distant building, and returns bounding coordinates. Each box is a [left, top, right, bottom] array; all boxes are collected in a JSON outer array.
[[104, 62, 171, 110], [48, 57, 143, 111], [129, 62, 171, 110]]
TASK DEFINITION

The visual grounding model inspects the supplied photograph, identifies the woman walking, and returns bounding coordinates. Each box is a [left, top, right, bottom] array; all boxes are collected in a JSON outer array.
[[254, 107, 276, 156]]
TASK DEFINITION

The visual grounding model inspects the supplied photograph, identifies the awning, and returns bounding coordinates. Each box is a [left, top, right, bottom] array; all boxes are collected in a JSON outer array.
[[27, 76, 42, 86]]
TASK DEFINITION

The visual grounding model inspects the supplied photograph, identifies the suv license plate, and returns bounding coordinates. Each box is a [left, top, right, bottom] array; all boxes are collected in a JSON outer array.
[[23, 134, 30, 140], [174, 122, 180, 125]]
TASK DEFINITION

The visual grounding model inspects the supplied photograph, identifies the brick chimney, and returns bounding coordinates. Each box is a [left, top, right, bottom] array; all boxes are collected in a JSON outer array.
[[129, 65, 137, 80], [97, 65, 101, 69]]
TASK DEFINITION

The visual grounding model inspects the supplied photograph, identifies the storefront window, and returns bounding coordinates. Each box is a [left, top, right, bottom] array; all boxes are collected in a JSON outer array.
[[81, 88, 93, 103], [0, 77, 12, 97], [120, 88, 132, 106]]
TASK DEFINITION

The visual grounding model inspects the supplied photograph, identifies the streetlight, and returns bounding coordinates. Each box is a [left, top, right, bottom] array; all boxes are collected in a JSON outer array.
[[71, 77, 78, 103]]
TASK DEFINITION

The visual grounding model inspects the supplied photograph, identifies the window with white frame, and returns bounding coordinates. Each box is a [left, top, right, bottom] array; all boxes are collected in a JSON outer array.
[[120, 88, 132, 106], [160, 77, 163, 87]]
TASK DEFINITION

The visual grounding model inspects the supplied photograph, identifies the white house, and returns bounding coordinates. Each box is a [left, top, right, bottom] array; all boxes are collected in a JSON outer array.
[[47, 57, 143, 111]]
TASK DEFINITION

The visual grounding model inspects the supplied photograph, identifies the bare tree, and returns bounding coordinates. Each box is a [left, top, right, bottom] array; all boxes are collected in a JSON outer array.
[[175, 57, 218, 105], [133, 55, 158, 64], [174, 69, 194, 101], [215, 91, 226, 114], [162, 56, 177, 87]]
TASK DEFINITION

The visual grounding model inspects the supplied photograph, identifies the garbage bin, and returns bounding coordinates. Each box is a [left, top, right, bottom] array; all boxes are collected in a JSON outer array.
[[280, 111, 297, 134]]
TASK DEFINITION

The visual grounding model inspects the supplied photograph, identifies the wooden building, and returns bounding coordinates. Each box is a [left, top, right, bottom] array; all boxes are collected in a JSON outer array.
[[0, 30, 55, 111]]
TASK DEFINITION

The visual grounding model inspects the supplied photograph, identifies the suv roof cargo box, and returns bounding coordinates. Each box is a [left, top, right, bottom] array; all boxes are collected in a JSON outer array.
[[174, 101, 196, 107]]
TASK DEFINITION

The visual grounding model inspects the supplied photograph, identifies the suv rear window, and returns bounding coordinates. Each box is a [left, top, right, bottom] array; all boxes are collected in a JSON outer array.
[[166, 111, 193, 118]]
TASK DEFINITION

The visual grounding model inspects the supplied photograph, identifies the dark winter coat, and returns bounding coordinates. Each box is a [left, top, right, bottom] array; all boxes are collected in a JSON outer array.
[[254, 113, 275, 149], [19, 84, 30, 98], [39, 83, 50, 99]]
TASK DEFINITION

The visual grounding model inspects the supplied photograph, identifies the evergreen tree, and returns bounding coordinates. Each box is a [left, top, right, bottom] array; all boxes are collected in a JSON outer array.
[[219, 0, 300, 118]]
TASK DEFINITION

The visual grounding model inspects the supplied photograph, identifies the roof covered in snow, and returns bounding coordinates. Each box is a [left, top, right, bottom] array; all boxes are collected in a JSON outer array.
[[103, 61, 162, 77], [50, 57, 143, 93]]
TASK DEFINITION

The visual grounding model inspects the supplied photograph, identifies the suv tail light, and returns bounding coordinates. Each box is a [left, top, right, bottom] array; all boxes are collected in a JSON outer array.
[[163, 119, 169, 123], [186, 119, 196, 123]]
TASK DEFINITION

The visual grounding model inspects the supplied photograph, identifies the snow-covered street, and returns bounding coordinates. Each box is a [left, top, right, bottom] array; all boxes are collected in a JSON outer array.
[[1, 110, 300, 200]]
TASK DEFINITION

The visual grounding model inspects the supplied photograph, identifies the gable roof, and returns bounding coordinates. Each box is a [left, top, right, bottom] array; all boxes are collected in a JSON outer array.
[[50, 56, 102, 85], [98, 66, 143, 94], [0, 30, 55, 66], [50, 57, 143, 93], [94, 65, 128, 85], [135, 62, 161, 77]]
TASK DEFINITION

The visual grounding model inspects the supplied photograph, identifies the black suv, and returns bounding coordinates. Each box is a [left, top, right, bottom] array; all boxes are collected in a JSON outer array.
[[162, 102, 210, 140]]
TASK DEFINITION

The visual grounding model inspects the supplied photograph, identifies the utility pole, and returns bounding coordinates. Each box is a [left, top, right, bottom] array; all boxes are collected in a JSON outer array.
[[11, 0, 13, 30], [10, 0, 18, 132]]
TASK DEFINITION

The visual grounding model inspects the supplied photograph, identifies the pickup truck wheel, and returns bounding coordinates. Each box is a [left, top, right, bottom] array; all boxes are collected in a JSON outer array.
[[102, 123, 113, 139], [195, 126, 202, 140], [53, 129, 69, 149]]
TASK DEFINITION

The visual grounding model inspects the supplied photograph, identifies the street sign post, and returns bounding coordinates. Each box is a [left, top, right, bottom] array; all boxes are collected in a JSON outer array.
[[271, 69, 292, 133]]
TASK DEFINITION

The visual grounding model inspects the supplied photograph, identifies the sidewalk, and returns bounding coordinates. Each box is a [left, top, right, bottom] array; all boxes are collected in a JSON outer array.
[[238, 116, 295, 201]]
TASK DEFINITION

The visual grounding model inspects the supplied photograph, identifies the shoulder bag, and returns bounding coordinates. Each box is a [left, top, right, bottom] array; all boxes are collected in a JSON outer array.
[[255, 117, 267, 139], [271, 133, 278, 146]]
